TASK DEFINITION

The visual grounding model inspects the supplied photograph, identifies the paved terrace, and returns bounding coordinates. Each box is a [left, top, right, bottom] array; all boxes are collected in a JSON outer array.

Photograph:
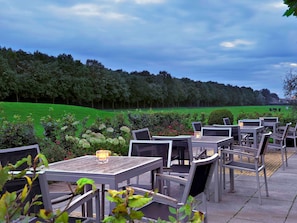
[[51, 147, 297, 223]]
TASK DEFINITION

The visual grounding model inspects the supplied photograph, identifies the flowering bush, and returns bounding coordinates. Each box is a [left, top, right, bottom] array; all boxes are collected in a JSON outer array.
[[65, 124, 131, 156]]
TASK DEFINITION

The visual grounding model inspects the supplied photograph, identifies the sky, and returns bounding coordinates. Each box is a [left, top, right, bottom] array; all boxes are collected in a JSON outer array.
[[1, 0, 297, 98]]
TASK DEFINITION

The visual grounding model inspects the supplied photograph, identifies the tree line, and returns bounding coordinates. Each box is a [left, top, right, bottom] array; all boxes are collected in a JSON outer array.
[[0, 47, 279, 109]]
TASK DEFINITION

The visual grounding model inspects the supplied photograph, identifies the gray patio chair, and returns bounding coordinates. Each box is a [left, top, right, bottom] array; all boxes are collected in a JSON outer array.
[[0, 144, 100, 222], [285, 122, 297, 148], [201, 126, 232, 138], [268, 122, 291, 170], [132, 153, 219, 223], [223, 117, 231, 125], [220, 132, 271, 205], [128, 140, 173, 190], [131, 128, 152, 140], [192, 121, 202, 132]]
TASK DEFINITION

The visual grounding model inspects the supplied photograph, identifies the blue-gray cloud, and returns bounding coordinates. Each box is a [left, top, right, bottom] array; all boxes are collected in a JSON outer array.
[[0, 0, 296, 97]]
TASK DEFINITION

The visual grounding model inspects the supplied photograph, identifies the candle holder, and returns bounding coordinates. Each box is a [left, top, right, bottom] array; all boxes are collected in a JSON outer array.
[[194, 131, 202, 139], [96, 150, 111, 164]]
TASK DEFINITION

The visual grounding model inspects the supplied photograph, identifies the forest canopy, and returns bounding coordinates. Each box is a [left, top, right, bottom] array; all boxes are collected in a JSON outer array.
[[0, 47, 279, 109]]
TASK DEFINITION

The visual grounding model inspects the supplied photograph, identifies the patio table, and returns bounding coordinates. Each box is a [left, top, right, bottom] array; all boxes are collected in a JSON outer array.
[[240, 126, 264, 148], [43, 155, 163, 220]]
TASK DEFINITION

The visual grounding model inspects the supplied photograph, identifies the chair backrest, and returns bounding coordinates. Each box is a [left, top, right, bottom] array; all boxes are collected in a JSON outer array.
[[0, 144, 42, 214], [128, 140, 172, 168], [282, 122, 292, 142], [260, 117, 278, 124], [153, 136, 194, 164], [201, 127, 232, 137], [181, 153, 219, 203], [223, 117, 231, 125], [192, 122, 202, 132], [257, 132, 272, 157], [132, 128, 151, 140], [213, 124, 240, 141], [238, 119, 261, 126], [0, 144, 40, 170]]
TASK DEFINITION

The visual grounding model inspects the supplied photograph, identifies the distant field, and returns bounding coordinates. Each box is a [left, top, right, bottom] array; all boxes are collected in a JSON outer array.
[[0, 102, 290, 136], [0, 102, 116, 136]]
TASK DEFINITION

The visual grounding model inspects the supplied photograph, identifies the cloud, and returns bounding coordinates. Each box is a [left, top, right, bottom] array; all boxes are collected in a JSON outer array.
[[220, 39, 255, 48], [0, 0, 295, 98]]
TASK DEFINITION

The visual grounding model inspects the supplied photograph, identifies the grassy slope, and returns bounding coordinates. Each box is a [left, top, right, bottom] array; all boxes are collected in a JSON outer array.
[[0, 102, 116, 136], [0, 102, 289, 136]]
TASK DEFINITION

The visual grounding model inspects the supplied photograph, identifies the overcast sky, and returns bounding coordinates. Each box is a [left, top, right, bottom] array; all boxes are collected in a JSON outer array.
[[1, 0, 296, 98]]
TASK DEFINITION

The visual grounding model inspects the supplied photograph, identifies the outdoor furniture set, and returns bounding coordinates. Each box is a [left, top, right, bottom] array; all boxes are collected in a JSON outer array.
[[2, 116, 296, 222]]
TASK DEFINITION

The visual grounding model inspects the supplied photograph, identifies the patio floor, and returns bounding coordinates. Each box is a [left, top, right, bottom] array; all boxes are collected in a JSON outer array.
[[50, 147, 297, 223]]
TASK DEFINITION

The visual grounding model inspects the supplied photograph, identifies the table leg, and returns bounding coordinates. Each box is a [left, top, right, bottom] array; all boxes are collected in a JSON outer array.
[[101, 184, 105, 221]]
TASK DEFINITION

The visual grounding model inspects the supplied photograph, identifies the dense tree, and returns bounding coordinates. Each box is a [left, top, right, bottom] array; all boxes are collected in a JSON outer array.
[[0, 47, 279, 109], [283, 0, 297, 17]]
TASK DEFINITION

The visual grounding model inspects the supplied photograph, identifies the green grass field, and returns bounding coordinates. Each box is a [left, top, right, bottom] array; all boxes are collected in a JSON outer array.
[[0, 102, 290, 136]]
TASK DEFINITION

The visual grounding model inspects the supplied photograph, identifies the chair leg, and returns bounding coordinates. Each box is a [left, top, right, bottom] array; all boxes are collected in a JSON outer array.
[[202, 192, 208, 223], [284, 146, 288, 167], [263, 168, 269, 197], [256, 171, 262, 205], [281, 147, 287, 170]]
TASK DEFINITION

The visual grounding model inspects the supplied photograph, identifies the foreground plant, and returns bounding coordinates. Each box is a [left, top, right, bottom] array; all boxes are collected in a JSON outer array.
[[104, 187, 204, 223], [103, 187, 152, 223], [0, 154, 97, 223]]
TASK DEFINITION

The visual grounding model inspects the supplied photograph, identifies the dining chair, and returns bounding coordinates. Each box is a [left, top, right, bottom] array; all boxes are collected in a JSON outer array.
[[192, 121, 202, 132], [220, 132, 271, 205], [131, 127, 152, 140], [223, 117, 231, 125], [38, 172, 101, 222], [201, 126, 232, 138], [128, 140, 173, 189], [267, 122, 291, 170], [238, 119, 262, 126], [132, 153, 219, 223], [0, 144, 100, 222], [286, 122, 297, 148], [191, 121, 207, 159]]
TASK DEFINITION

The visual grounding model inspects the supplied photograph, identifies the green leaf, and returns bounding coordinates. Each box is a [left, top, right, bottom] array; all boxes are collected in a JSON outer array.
[[75, 178, 96, 194], [55, 211, 69, 223], [23, 201, 30, 214], [129, 210, 144, 220], [169, 206, 177, 214], [37, 153, 49, 167], [128, 197, 152, 208], [168, 215, 177, 222]]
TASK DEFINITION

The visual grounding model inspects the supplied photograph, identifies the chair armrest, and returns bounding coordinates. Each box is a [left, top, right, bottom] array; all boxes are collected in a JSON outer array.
[[270, 133, 282, 140], [156, 173, 187, 186], [221, 148, 256, 158], [132, 186, 178, 207], [65, 189, 100, 213], [232, 145, 258, 153]]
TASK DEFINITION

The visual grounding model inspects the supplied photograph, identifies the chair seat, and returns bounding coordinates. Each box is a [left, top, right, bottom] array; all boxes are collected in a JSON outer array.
[[224, 160, 263, 171], [170, 164, 191, 173], [141, 202, 173, 221]]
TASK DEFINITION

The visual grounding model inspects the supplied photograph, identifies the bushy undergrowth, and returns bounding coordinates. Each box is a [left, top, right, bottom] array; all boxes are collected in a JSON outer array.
[[0, 106, 296, 162]]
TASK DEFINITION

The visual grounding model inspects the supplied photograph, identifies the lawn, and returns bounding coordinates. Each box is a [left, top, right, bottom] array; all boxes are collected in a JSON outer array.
[[0, 102, 290, 137]]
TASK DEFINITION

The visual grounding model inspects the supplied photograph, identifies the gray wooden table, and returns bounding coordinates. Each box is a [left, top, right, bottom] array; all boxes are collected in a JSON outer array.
[[240, 126, 264, 148], [43, 155, 163, 220]]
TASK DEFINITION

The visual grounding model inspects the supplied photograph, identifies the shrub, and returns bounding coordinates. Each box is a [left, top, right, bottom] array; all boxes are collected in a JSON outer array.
[[208, 109, 233, 125], [0, 115, 37, 149]]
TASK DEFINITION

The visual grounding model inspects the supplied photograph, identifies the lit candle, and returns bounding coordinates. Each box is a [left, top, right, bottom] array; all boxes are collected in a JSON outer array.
[[96, 150, 110, 163], [195, 131, 201, 138]]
